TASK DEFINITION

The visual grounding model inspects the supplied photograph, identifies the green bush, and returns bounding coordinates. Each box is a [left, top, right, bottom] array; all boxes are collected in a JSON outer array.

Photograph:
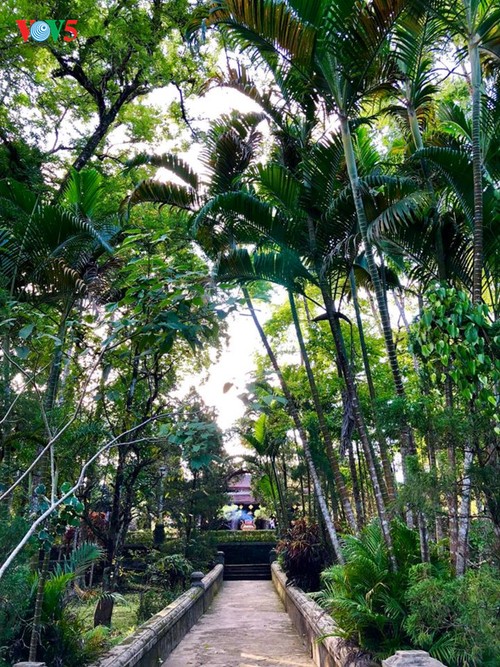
[[136, 588, 180, 624], [316, 519, 500, 666], [146, 554, 193, 589], [405, 564, 500, 667], [159, 538, 186, 555], [208, 529, 277, 543], [315, 519, 422, 657], [0, 516, 34, 667], [185, 533, 218, 571], [125, 530, 154, 548], [38, 610, 110, 667]]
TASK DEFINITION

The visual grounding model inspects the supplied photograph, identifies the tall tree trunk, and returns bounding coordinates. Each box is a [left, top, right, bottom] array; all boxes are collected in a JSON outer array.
[[29, 549, 50, 662], [242, 288, 345, 563], [455, 448, 474, 575], [340, 116, 415, 481], [270, 457, 288, 528], [348, 439, 364, 527], [44, 299, 73, 414], [467, 31, 483, 304], [288, 291, 357, 533], [319, 287, 397, 569], [444, 379, 459, 569], [349, 271, 396, 501]]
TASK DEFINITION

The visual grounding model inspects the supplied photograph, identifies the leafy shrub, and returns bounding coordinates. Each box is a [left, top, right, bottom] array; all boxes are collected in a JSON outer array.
[[316, 519, 500, 666], [16, 543, 105, 667], [276, 519, 327, 592], [185, 532, 217, 571], [208, 529, 277, 543], [38, 610, 110, 667], [405, 564, 500, 667], [0, 516, 34, 667], [315, 519, 422, 657], [136, 588, 179, 624], [159, 538, 185, 555], [146, 554, 192, 589], [125, 530, 154, 548]]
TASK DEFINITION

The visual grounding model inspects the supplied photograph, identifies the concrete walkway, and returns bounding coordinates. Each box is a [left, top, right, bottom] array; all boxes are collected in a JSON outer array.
[[161, 580, 315, 667]]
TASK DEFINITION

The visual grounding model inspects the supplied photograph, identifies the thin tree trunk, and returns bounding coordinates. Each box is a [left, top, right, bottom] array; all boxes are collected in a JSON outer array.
[[350, 271, 397, 501], [467, 34, 483, 304], [288, 291, 357, 533], [319, 287, 397, 569], [444, 379, 459, 569], [455, 448, 474, 575], [340, 116, 415, 481], [44, 299, 73, 413], [348, 439, 364, 527], [29, 549, 50, 661], [242, 288, 345, 563]]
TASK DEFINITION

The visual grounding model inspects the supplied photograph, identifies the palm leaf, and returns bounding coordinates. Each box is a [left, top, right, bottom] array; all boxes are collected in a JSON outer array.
[[125, 179, 198, 213], [124, 153, 199, 190]]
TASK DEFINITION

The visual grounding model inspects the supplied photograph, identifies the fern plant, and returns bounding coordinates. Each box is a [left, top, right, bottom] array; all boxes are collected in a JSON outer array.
[[26, 543, 107, 667], [314, 520, 421, 658]]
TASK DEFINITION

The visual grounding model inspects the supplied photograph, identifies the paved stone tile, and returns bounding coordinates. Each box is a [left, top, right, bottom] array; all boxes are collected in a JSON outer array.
[[161, 580, 315, 667]]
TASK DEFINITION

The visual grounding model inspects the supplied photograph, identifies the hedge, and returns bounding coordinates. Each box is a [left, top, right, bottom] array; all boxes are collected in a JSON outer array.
[[208, 530, 277, 543]]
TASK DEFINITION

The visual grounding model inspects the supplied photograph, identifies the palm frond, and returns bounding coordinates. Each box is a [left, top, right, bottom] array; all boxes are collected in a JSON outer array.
[[125, 153, 199, 190], [125, 179, 198, 213]]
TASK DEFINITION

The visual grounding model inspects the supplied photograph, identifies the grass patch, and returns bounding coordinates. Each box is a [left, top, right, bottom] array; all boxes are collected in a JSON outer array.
[[72, 592, 139, 646]]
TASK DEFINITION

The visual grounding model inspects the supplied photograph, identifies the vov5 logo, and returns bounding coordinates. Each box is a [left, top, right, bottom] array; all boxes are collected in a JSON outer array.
[[16, 20, 78, 42]]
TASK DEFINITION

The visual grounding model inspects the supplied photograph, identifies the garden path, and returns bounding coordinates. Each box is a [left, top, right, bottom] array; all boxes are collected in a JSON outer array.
[[161, 580, 315, 667]]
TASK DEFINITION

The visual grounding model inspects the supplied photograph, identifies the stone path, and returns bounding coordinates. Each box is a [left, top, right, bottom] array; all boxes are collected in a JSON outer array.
[[161, 580, 315, 667]]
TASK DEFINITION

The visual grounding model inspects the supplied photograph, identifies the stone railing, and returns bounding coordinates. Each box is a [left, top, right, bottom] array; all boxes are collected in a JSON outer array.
[[272, 562, 377, 667], [88, 562, 223, 667], [271, 563, 448, 667], [271, 563, 377, 667]]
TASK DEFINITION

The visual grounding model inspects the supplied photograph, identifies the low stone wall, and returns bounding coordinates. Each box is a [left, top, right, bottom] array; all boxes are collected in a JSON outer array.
[[89, 564, 224, 667], [271, 563, 377, 667]]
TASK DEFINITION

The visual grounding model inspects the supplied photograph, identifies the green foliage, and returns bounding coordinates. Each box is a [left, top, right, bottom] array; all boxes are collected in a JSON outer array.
[[185, 533, 218, 572], [26, 543, 104, 667], [317, 520, 500, 665], [315, 520, 422, 657], [136, 588, 180, 625], [208, 530, 277, 543], [276, 519, 327, 592], [0, 517, 33, 666], [37, 610, 110, 667], [411, 286, 499, 421], [405, 565, 500, 667], [145, 554, 193, 590], [126, 530, 154, 549]]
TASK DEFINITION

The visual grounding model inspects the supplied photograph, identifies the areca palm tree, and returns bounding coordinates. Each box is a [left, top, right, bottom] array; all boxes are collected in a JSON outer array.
[[189, 116, 400, 564], [200, 0, 423, 495], [0, 168, 119, 415], [125, 114, 346, 561], [0, 169, 119, 661], [442, 0, 500, 304]]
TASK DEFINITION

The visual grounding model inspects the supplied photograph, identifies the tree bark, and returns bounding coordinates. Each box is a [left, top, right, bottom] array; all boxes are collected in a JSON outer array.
[[467, 34, 483, 305], [288, 291, 358, 533], [319, 287, 397, 570], [349, 270, 396, 501], [29, 548, 50, 661], [340, 116, 415, 483], [455, 448, 474, 575], [242, 288, 345, 563]]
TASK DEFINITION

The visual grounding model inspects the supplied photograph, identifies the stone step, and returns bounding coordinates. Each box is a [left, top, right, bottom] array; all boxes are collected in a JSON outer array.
[[223, 563, 271, 581]]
